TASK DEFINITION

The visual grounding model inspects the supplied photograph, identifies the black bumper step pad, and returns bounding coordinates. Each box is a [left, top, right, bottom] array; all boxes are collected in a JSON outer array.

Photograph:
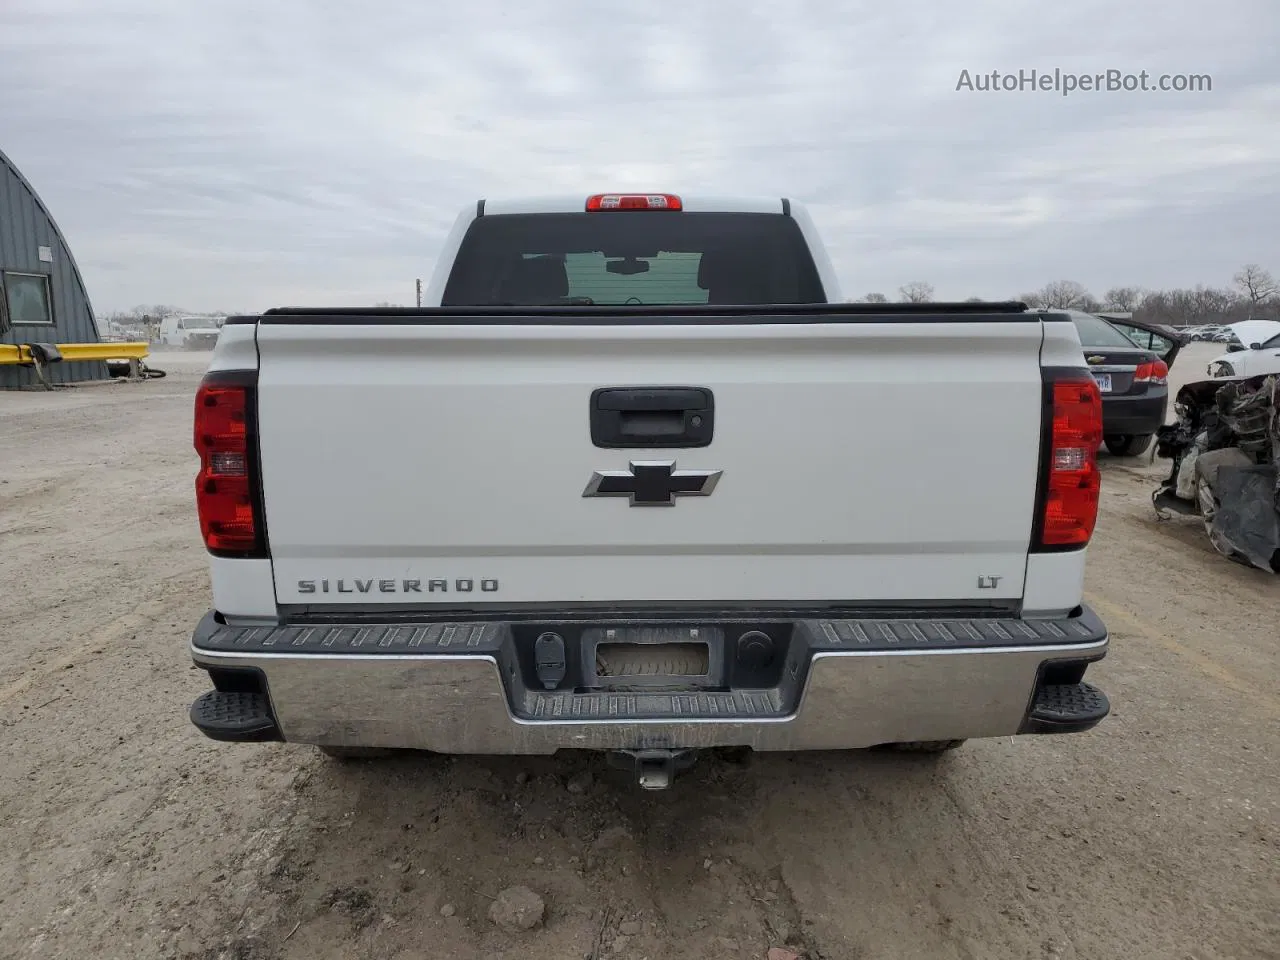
[[816, 609, 1104, 648], [190, 690, 281, 742], [196, 617, 505, 654], [192, 607, 1106, 656], [1021, 681, 1110, 734]]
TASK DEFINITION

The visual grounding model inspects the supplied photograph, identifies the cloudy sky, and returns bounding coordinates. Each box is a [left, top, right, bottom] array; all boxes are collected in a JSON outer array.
[[2, 0, 1277, 312]]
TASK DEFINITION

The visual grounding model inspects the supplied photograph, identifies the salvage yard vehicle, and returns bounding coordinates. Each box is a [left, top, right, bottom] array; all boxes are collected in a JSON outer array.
[[187, 193, 1112, 789], [1108, 317, 1185, 366], [1154, 373, 1280, 572], [1182, 324, 1237, 343], [1067, 310, 1172, 457], [159, 314, 223, 349], [1206, 319, 1280, 379]]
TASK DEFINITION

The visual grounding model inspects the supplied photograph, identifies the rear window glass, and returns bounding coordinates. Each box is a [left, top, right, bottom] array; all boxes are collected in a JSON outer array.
[[1071, 313, 1137, 347], [441, 212, 826, 306]]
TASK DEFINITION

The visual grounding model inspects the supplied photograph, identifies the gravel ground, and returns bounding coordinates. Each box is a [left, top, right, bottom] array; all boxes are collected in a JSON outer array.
[[0, 343, 1276, 960]]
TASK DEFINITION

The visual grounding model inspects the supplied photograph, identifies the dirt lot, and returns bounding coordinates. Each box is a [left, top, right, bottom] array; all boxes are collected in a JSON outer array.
[[1, 344, 1276, 960]]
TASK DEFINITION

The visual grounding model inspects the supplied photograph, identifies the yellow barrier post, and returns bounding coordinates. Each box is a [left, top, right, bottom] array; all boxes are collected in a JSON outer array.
[[0, 341, 150, 365], [0, 341, 152, 388]]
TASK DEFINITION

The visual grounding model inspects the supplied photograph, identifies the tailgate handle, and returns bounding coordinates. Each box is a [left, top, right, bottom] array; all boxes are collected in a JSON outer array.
[[590, 386, 714, 448]]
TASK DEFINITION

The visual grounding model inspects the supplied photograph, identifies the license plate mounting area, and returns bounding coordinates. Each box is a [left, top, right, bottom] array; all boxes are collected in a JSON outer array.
[[581, 626, 723, 692]]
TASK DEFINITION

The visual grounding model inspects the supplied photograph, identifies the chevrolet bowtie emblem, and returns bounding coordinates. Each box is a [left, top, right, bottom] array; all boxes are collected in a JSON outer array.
[[1086, 355, 1106, 364], [582, 460, 722, 507]]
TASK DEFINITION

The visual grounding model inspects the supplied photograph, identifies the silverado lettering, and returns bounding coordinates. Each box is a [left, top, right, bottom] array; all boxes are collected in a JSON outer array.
[[296, 579, 499, 593]]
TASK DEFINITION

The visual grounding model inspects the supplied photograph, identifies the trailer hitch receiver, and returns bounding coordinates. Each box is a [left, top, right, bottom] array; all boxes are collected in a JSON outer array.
[[607, 748, 698, 790]]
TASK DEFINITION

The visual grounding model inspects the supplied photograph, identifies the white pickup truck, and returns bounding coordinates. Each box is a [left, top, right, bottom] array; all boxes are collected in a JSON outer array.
[[188, 193, 1111, 789]]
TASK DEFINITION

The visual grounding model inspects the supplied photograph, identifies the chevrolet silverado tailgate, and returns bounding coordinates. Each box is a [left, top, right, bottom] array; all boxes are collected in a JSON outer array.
[[254, 315, 1047, 606]]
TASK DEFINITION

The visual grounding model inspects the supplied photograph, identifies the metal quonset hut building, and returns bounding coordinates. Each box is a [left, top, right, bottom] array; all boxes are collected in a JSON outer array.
[[1, 147, 106, 388]]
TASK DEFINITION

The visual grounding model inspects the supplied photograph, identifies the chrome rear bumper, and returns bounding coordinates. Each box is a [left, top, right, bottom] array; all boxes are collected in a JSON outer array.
[[189, 608, 1109, 753]]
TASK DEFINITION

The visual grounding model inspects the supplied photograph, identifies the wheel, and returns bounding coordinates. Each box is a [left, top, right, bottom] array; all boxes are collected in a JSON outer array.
[[881, 739, 966, 754], [1104, 434, 1153, 456], [316, 745, 397, 761]]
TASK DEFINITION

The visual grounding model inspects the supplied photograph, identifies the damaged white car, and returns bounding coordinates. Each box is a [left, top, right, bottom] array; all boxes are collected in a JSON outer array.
[[1154, 373, 1280, 572], [1206, 319, 1280, 379]]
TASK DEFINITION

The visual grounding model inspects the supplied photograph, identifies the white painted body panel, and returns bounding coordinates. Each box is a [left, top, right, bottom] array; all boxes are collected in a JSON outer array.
[[1021, 550, 1087, 618], [205, 322, 258, 372], [251, 320, 1052, 607], [203, 201, 1091, 619], [209, 556, 277, 618]]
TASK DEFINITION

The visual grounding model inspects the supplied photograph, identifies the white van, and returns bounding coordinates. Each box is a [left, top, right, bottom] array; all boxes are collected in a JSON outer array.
[[159, 315, 223, 349]]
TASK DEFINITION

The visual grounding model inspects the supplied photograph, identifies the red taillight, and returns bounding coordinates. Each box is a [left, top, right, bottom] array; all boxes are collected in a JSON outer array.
[[1134, 358, 1168, 385], [194, 377, 261, 554], [1038, 376, 1103, 548], [586, 193, 682, 211]]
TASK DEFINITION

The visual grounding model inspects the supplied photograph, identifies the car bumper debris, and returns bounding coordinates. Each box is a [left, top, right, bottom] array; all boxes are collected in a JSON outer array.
[[1154, 374, 1280, 572]]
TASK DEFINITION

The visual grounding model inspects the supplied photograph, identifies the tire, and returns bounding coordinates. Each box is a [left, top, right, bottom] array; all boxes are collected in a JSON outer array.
[[1104, 434, 1153, 457], [317, 745, 397, 761], [881, 739, 966, 754]]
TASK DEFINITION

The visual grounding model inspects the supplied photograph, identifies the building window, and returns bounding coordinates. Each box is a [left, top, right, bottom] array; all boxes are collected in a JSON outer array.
[[4, 272, 55, 326]]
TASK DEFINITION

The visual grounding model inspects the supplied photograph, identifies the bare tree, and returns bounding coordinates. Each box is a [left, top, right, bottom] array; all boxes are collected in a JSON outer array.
[[1102, 287, 1144, 311], [859, 292, 889, 303], [1232, 264, 1278, 308], [964, 296, 984, 302], [130, 303, 185, 319], [1136, 286, 1245, 327], [1035, 281, 1097, 310], [994, 267, 1280, 327], [1188, 284, 1236, 319], [898, 281, 934, 303]]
